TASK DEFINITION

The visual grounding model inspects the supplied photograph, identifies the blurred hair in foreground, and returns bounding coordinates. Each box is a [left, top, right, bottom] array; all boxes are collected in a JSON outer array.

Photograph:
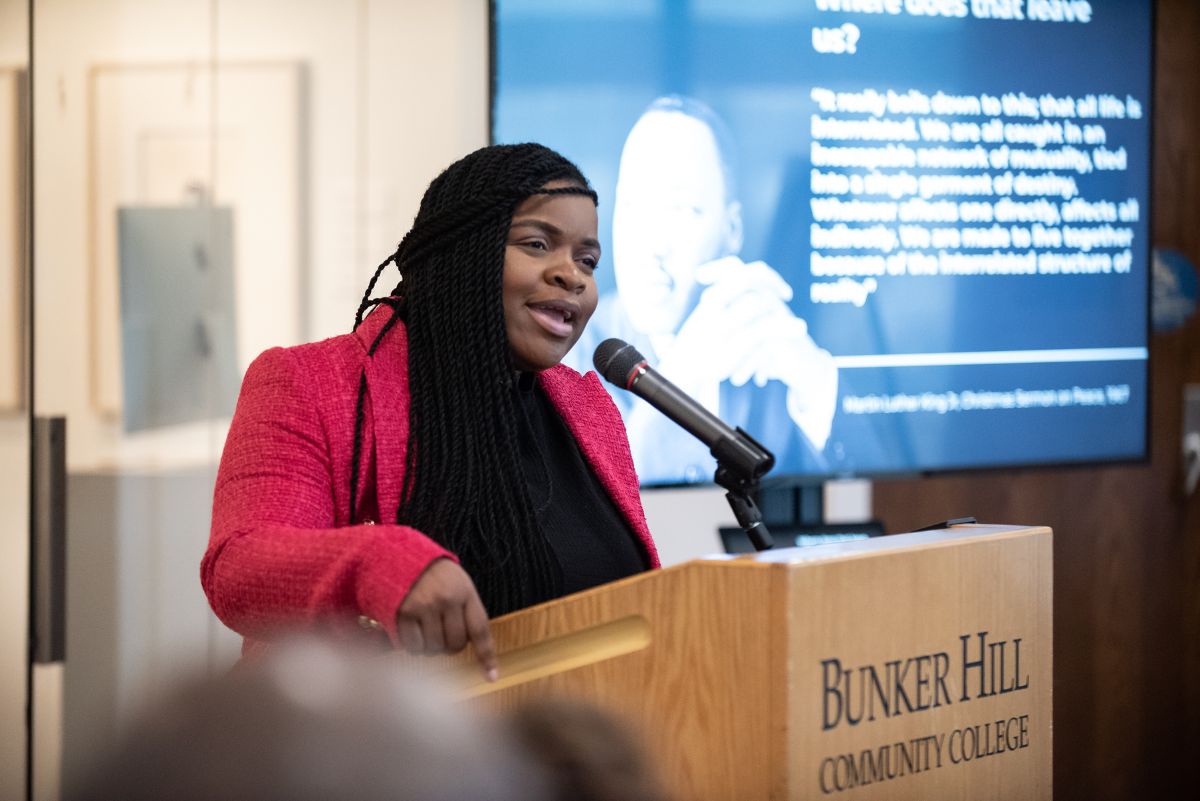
[[509, 696, 674, 801], [66, 638, 545, 801]]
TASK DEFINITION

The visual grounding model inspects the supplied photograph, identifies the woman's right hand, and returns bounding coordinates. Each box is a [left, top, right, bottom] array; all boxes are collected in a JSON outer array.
[[397, 558, 499, 682]]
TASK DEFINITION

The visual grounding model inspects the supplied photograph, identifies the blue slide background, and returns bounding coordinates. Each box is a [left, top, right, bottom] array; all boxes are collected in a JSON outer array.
[[494, 0, 1151, 484]]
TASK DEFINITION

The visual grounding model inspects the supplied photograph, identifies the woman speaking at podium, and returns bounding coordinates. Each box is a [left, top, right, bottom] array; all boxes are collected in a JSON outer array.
[[202, 144, 660, 679]]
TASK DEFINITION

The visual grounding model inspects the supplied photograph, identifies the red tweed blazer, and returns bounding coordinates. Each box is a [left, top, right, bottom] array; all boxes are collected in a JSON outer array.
[[202, 306, 659, 651]]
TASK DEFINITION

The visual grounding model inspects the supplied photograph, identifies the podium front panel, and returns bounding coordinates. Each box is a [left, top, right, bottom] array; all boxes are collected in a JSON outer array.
[[781, 524, 1051, 800]]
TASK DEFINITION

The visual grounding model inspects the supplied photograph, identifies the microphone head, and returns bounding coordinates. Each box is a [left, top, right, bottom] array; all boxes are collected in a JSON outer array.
[[593, 338, 646, 388]]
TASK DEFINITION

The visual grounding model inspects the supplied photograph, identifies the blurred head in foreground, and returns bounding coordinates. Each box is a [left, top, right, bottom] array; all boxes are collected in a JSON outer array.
[[68, 639, 545, 801], [508, 697, 673, 801]]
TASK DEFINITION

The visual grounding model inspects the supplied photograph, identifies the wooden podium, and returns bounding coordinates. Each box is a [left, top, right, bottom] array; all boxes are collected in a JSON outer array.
[[452, 524, 1051, 800]]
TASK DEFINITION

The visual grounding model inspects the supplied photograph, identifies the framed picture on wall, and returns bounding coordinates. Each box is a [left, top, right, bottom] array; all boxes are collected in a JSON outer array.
[[87, 62, 305, 418]]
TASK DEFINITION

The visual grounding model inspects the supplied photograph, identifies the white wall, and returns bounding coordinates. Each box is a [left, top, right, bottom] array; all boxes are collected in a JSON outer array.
[[642, 485, 734, 565]]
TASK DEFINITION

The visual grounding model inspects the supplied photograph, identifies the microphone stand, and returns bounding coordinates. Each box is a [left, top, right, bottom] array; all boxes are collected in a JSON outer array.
[[712, 429, 775, 552]]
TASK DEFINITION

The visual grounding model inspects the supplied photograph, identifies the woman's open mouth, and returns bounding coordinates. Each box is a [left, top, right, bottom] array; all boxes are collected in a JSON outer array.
[[527, 299, 579, 338]]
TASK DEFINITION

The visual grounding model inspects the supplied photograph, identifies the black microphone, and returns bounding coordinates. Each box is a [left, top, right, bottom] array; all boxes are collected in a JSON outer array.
[[593, 338, 774, 482]]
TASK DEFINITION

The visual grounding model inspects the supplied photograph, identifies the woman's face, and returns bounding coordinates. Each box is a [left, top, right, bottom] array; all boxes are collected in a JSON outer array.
[[503, 182, 600, 372]]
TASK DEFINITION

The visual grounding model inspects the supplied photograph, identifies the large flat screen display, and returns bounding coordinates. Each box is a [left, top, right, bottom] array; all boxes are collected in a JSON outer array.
[[494, 0, 1151, 486]]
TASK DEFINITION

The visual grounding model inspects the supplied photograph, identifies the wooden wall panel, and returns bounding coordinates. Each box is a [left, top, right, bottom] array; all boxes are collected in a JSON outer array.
[[873, 2, 1200, 798]]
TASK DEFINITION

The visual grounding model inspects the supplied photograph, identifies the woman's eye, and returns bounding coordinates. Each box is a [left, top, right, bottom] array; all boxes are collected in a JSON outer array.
[[579, 256, 598, 271], [524, 239, 548, 251]]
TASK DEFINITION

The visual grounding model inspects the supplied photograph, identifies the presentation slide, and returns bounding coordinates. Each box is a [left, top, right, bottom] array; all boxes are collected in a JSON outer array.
[[495, 0, 1151, 485]]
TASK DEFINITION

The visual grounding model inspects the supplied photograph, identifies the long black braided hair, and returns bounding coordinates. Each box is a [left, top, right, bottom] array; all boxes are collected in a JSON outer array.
[[352, 143, 598, 617]]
